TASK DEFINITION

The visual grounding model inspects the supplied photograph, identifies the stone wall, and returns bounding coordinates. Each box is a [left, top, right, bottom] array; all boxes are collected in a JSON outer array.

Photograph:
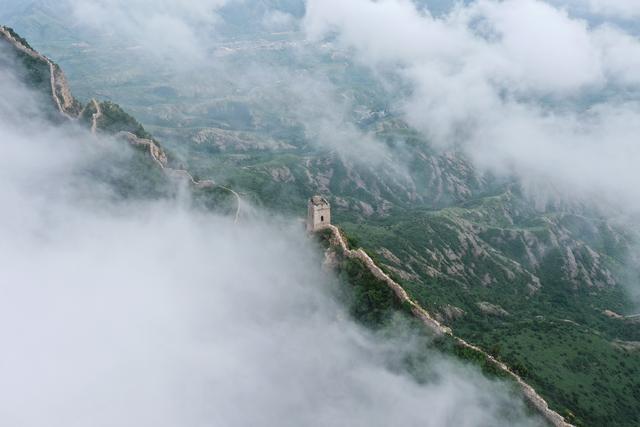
[[323, 224, 574, 427], [307, 197, 331, 232]]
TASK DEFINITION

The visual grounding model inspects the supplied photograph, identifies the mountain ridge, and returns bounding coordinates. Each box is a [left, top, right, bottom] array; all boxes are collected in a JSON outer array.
[[2, 23, 640, 426]]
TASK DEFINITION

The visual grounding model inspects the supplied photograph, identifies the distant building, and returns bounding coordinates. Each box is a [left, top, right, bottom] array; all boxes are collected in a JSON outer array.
[[307, 196, 331, 232]]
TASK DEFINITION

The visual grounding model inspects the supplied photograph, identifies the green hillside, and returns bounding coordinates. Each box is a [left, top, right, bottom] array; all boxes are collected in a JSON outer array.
[[3, 22, 640, 426]]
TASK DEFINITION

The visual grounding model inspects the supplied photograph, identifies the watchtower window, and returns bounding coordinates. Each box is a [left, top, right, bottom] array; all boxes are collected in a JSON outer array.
[[320, 216, 324, 222]]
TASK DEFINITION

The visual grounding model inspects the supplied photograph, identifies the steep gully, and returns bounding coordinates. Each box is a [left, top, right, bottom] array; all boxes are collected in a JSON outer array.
[[325, 224, 574, 427], [0, 26, 241, 223], [3, 24, 572, 426]]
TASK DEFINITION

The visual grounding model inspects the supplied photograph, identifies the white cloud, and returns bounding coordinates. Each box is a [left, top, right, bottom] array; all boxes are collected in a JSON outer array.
[[262, 10, 298, 31], [0, 51, 542, 427], [588, 0, 640, 19], [304, 0, 640, 212], [70, 0, 229, 62], [594, 25, 640, 86], [473, 0, 604, 92]]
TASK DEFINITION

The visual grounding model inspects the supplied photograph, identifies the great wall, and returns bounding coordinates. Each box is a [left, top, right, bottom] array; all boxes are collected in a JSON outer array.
[[323, 223, 574, 427], [2, 23, 574, 427], [0, 25, 242, 224], [117, 129, 242, 223], [90, 98, 102, 134], [0, 26, 78, 119]]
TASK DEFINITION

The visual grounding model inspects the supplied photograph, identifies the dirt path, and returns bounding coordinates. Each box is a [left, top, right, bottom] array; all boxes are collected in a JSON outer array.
[[326, 224, 574, 427]]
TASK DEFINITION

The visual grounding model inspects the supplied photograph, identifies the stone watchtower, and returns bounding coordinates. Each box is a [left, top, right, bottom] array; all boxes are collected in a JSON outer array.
[[307, 196, 331, 232]]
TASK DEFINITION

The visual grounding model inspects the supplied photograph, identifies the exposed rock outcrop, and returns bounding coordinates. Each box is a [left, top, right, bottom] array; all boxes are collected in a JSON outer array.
[[477, 301, 510, 317]]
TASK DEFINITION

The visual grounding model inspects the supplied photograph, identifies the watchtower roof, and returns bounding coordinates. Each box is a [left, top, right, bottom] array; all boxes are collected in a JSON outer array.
[[310, 196, 330, 206]]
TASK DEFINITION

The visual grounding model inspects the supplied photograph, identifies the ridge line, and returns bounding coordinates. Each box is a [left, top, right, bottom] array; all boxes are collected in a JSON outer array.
[[326, 224, 574, 427]]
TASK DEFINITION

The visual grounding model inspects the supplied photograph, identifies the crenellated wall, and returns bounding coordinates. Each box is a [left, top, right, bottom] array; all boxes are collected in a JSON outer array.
[[323, 224, 574, 427], [0, 25, 80, 119], [307, 196, 331, 232]]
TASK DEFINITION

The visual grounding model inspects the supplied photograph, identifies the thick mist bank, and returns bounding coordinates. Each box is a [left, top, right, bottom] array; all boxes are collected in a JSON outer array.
[[0, 55, 544, 426]]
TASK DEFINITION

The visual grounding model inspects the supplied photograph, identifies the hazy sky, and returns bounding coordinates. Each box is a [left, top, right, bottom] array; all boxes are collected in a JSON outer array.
[[0, 41, 543, 426]]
